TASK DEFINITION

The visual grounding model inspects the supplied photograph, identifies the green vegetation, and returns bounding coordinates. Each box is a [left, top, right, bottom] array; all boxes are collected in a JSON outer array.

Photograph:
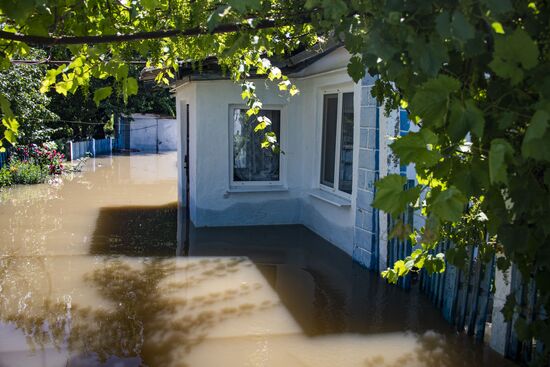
[[9, 161, 48, 185], [0, 0, 548, 361], [0, 50, 59, 145], [0, 53, 174, 146], [46, 65, 175, 141], [0, 143, 65, 187], [0, 167, 13, 187]]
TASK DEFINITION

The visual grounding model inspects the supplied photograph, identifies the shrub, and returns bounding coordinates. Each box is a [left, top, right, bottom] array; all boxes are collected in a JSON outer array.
[[12, 142, 65, 174], [10, 161, 48, 185], [0, 167, 12, 187]]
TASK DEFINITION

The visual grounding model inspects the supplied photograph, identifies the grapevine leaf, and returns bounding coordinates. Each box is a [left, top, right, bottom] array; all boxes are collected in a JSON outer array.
[[428, 186, 468, 222], [373, 174, 422, 217], [522, 110, 550, 161], [489, 138, 514, 185], [93, 86, 113, 107], [489, 29, 539, 85], [410, 75, 461, 127], [390, 129, 442, 168]]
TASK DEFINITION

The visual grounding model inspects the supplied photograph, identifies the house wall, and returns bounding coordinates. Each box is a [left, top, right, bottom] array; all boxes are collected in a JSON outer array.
[[175, 83, 196, 219], [190, 79, 302, 227], [295, 70, 362, 255], [351, 74, 380, 269], [173, 48, 371, 256]]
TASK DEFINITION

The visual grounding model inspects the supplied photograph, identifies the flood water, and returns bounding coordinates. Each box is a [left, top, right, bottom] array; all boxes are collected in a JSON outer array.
[[0, 153, 517, 367]]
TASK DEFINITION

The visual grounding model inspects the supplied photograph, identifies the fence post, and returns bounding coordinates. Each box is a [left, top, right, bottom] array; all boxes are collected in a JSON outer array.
[[490, 258, 512, 355], [92, 138, 96, 157], [68, 141, 74, 161]]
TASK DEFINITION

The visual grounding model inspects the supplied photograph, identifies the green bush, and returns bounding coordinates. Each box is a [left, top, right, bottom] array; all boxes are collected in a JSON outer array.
[[0, 167, 13, 187], [10, 161, 48, 185]]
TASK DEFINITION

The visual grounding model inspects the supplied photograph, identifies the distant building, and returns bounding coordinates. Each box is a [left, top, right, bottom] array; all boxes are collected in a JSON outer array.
[[116, 113, 177, 152]]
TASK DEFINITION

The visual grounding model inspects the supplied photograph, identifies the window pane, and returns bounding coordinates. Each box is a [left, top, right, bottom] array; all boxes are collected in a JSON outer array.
[[321, 94, 338, 187], [338, 92, 354, 194], [233, 109, 280, 182]]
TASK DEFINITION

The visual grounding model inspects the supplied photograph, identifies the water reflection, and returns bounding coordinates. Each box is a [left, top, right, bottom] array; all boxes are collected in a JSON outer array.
[[0, 153, 518, 366], [91, 204, 177, 256], [0, 256, 282, 366]]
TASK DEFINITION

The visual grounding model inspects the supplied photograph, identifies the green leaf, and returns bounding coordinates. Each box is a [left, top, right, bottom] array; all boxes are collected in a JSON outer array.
[[489, 29, 539, 85], [373, 174, 422, 217], [390, 129, 442, 168], [491, 22, 505, 34], [435, 11, 452, 38], [207, 5, 232, 32], [0, 94, 13, 117], [489, 138, 514, 185], [408, 35, 448, 76], [228, 0, 261, 13], [424, 253, 446, 274], [522, 110, 550, 161], [451, 11, 475, 42], [410, 75, 460, 126], [140, 0, 158, 10], [93, 86, 113, 107], [429, 186, 467, 222], [347, 55, 365, 83], [322, 0, 348, 20], [448, 99, 485, 141], [3, 129, 16, 143], [481, 0, 513, 14], [116, 63, 129, 82], [55, 81, 72, 96], [254, 116, 271, 132], [122, 77, 139, 103]]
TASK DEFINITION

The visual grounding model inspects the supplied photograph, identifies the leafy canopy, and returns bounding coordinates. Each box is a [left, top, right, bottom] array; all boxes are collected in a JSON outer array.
[[0, 0, 549, 361]]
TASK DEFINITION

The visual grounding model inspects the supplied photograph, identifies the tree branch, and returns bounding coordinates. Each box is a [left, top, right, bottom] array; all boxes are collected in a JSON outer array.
[[0, 18, 308, 45]]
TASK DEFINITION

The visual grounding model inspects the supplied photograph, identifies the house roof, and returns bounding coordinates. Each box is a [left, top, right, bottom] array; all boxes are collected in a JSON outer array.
[[140, 40, 343, 85]]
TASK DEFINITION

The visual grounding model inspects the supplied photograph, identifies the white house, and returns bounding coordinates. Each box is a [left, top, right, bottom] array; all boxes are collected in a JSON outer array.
[[170, 45, 403, 270], [161, 44, 524, 360]]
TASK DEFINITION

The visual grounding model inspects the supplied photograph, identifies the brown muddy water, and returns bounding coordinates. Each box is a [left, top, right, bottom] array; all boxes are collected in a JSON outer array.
[[0, 152, 516, 367]]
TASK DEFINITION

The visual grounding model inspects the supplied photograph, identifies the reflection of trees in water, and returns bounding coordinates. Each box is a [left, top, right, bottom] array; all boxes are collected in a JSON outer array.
[[363, 331, 490, 367], [0, 257, 275, 366]]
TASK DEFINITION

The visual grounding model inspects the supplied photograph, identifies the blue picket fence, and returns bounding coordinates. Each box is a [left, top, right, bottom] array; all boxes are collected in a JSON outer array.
[[387, 197, 546, 365], [420, 241, 495, 343], [0, 150, 9, 170], [67, 138, 113, 160]]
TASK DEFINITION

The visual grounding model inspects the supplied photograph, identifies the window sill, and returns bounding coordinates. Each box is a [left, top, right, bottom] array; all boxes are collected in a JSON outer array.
[[309, 189, 351, 207], [227, 185, 288, 194]]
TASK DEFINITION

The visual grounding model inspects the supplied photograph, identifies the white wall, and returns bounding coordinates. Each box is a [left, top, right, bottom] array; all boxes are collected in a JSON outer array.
[[175, 83, 197, 219], [174, 48, 362, 256]]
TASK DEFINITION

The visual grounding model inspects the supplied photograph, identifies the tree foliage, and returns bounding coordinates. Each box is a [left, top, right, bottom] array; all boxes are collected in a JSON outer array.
[[0, 51, 59, 144], [0, 0, 549, 361], [47, 65, 175, 141]]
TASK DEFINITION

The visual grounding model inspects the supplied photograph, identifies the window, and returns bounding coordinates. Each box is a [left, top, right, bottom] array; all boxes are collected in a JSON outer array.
[[320, 91, 354, 194], [231, 107, 282, 184]]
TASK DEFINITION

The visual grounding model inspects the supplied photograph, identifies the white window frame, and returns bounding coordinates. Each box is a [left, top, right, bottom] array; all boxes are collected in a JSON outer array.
[[318, 85, 355, 198], [228, 104, 286, 188]]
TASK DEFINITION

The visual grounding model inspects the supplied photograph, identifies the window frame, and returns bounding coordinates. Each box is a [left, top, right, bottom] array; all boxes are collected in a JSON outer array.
[[228, 104, 286, 188], [318, 85, 355, 198]]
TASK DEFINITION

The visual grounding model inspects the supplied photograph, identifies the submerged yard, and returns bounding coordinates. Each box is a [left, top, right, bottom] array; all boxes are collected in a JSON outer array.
[[0, 153, 516, 367]]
